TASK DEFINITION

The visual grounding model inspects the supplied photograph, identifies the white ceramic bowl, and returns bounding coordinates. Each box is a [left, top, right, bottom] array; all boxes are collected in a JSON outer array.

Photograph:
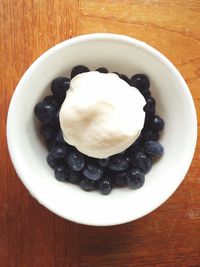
[[7, 34, 197, 226]]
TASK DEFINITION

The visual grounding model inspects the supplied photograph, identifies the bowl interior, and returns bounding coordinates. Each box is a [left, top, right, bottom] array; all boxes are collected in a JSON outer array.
[[7, 34, 197, 226]]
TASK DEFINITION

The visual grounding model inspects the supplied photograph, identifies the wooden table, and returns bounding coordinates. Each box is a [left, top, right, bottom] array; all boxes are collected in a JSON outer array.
[[1, 1, 200, 266]]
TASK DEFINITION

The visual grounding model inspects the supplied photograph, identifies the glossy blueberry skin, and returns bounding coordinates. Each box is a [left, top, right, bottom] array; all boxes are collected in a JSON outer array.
[[151, 115, 165, 132], [113, 172, 127, 187], [55, 164, 68, 181], [96, 67, 108, 73], [144, 141, 164, 157], [34, 101, 58, 124], [79, 178, 95, 191], [120, 74, 131, 85], [143, 109, 155, 131], [83, 164, 103, 181], [40, 124, 57, 142], [51, 77, 70, 103], [47, 154, 57, 169], [67, 169, 81, 184], [43, 95, 60, 109], [133, 152, 152, 174], [108, 155, 129, 171], [143, 97, 156, 113], [127, 168, 145, 189], [130, 74, 150, 97], [99, 178, 112, 195], [67, 151, 85, 171], [50, 145, 68, 159], [71, 65, 90, 79], [142, 130, 159, 143], [126, 135, 142, 155], [55, 129, 65, 144], [98, 158, 110, 167]]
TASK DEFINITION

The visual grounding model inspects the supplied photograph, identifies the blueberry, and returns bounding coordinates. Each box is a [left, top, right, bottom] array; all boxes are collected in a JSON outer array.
[[120, 74, 131, 85], [67, 151, 85, 171], [126, 135, 142, 155], [108, 155, 129, 171], [55, 129, 65, 144], [83, 164, 103, 181], [80, 178, 95, 191], [47, 154, 57, 169], [144, 141, 164, 157], [130, 74, 150, 97], [143, 110, 155, 131], [51, 77, 70, 104], [144, 91, 151, 100], [52, 110, 60, 127], [55, 164, 68, 181], [133, 152, 152, 173], [99, 178, 112, 195], [43, 95, 60, 109], [151, 115, 165, 132], [112, 72, 120, 76], [142, 130, 159, 142], [34, 101, 58, 124], [40, 124, 57, 142], [71, 65, 90, 79], [96, 67, 108, 73], [144, 97, 156, 113], [98, 158, 110, 167], [67, 169, 81, 184], [50, 145, 68, 159], [113, 172, 127, 187], [127, 169, 145, 189]]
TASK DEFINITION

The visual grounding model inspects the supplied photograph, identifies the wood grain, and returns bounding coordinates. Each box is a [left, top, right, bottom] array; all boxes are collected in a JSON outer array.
[[0, 0, 200, 266]]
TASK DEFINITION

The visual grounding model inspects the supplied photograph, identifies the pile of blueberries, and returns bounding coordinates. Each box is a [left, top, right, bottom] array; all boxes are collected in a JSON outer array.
[[34, 65, 164, 195]]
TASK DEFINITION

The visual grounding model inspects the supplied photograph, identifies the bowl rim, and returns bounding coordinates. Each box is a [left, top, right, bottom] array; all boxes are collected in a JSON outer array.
[[7, 33, 197, 226]]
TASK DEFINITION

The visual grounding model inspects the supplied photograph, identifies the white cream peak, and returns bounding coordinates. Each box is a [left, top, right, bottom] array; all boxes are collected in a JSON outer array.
[[59, 71, 146, 158]]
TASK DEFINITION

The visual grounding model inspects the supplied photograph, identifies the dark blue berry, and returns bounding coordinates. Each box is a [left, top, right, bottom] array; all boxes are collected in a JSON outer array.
[[151, 115, 165, 132], [47, 154, 57, 169], [71, 65, 90, 79], [127, 169, 145, 189], [133, 152, 152, 173], [96, 67, 108, 73], [144, 141, 164, 157], [144, 91, 151, 100], [120, 74, 131, 85], [43, 95, 60, 109], [143, 110, 155, 131], [34, 101, 58, 124], [108, 155, 129, 171], [143, 97, 156, 113], [51, 77, 70, 103], [55, 129, 65, 144], [112, 72, 120, 76], [83, 164, 103, 181], [99, 178, 112, 195], [40, 124, 57, 142], [126, 135, 142, 155], [142, 130, 159, 142], [67, 169, 81, 184], [98, 158, 110, 167], [80, 178, 95, 191], [67, 151, 85, 171], [113, 172, 127, 187], [55, 164, 68, 181], [50, 145, 68, 159], [130, 74, 150, 97]]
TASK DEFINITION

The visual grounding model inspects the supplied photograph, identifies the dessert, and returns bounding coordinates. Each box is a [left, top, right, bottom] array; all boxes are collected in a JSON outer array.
[[34, 65, 164, 195], [59, 71, 146, 158]]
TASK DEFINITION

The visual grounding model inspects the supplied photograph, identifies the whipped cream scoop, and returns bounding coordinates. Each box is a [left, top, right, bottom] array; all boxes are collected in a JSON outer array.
[[59, 71, 146, 158]]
